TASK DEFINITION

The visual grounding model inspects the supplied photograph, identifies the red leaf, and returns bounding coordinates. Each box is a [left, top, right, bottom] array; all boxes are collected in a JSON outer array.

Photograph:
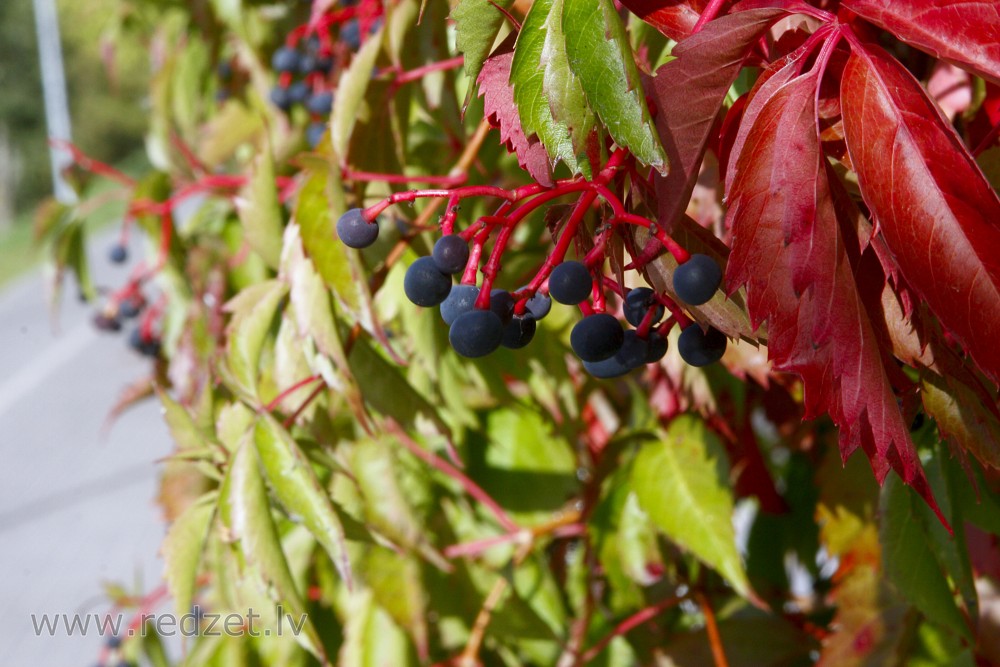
[[840, 42, 1000, 384], [619, 0, 707, 41], [477, 51, 554, 188], [726, 68, 947, 527], [840, 0, 1000, 85], [651, 7, 787, 231]]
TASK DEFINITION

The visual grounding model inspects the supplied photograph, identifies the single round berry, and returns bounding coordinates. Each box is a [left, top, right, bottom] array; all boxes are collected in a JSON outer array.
[[298, 54, 318, 75], [404, 257, 452, 307], [119, 298, 142, 319], [645, 333, 668, 363], [217, 61, 233, 81], [106, 635, 122, 649], [432, 235, 469, 275], [287, 80, 310, 104], [341, 20, 361, 50], [501, 314, 536, 349], [549, 261, 592, 305], [306, 122, 326, 149], [677, 325, 727, 367], [109, 244, 128, 264], [269, 85, 293, 112], [583, 356, 632, 379], [522, 290, 551, 320], [271, 46, 300, 73], [129, 328, 162, 358], [93, 312, 122, 333], [673, 254, 723, 306], [570, 313, 624, 362], [449, 309, 503, 358], [440, 284, 479, 325], [623, 287, 664, 327], [616, 331, 649, 369], [314, 55, 334, 74], [489, 289, 514, 325], [336, 208, 379, 248], [306, 90, 334, 115]]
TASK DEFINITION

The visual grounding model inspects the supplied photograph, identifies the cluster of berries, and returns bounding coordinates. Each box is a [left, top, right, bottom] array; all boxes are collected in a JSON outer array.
[[270, 39, 336, 148], [336, 204, 728, 379], [91, 243, 162, 359]]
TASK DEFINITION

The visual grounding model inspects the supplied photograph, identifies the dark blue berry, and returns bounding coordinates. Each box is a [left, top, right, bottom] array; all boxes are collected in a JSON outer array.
[[109, 244, 128, 264], [501, 315, 536, 349], [522, 290, 551, 320], [336, 208, 379, 248], [549, 261, 591, 305], [449, 309, 503, 358], [270, 85, 293, 111], [677, 325, 727, 366], [93, 312, 121, 332], [306, 122, 326, 148], [271, 46, 300, 73], [616, 331, 649, 369], [119, 298, 142, 319], [341, 20, 361, 50], [431, 235, 469, 275], [489, 289, 514, 325], [298, 54, 318, 75], [583, 356, 631, 379], [440, 284, 479, 325], [217, 61, 233, 81], [570, 313, 624, 362], [404, 257, 452, 307], [623, 287, 664, 327], [287, 80, 310, 104], [673, 254, 723, 306], [306, 90, 334, 115], [645, 333, 668, 363]]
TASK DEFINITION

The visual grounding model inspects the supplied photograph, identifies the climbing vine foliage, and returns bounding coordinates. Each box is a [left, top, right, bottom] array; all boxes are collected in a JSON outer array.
[[40, 0, 1000, 664]]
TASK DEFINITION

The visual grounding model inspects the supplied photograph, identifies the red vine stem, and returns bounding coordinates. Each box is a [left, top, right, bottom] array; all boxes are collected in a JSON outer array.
[[264, 374, 323, 413], [391, 55, 464, 86], [698, 592, 730, 667], [384, 419, 519, 532], [581, 595, 684, 662]]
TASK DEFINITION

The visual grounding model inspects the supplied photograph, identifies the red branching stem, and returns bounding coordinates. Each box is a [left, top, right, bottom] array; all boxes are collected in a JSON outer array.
[[170, 132, 208, 175], [385, 419, 519, 533], [591, 275, 607, 312], [527, 189, 598, 294], [440, 194, 462, 235], [282, 381, 326, 429], [392, 56, 464, 86], [363, 185, 521, 221], [345, 169, 468, 187], [444, 530, 527, 559], [691, 0, 730, 33], [461, 218, 501, 284], [636, 301, 659, 338], [265, 374, 322, 413], [581, 595, 684, 662], [658, 293, 693, 328], [475, 221, 517, 309], [50, 139, 135, 186], [487, 0, 521, 30], [600, 276, 625, 299], [590, 184, 691, 262]]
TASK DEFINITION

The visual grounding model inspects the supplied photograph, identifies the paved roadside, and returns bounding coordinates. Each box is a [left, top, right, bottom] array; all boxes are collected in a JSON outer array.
[[0, 233, 174, 666]]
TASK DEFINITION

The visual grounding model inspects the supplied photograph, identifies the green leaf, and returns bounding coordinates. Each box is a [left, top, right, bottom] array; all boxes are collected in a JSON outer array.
[[541, 0, 596, 161], [631, 414, 750, 598], [157, 388, 214, 452], [562, 0, 666, 172], [254, 414, 354, 584], [880, 473, 972, 640], [452, 0, 516, 106], [222, 280, 288, 400], [236, 138, 284, 269], [218, 436, 326, 659], [331, 27, 384, 158], [295, 166, 355, 308], [338, 590, 415, 667], [356, 547, 429, 657], [163, 493, 216, 617], [511, 0, 580, 172]]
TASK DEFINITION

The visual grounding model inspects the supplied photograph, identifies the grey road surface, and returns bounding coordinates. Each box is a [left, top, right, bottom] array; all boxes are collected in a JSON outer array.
[[0, 234, 175, 666]]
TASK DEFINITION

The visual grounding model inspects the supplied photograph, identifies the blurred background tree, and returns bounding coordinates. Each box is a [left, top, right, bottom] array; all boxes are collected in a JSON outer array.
[[0, 0, 147, 229]]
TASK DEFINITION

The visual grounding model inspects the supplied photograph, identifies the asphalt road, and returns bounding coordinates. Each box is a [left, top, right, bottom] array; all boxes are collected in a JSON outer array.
[[0, 233, 174, 666]]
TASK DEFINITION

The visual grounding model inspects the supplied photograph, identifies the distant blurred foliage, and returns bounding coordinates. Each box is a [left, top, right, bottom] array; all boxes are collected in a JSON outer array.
[[0, 0, 146, 219]]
